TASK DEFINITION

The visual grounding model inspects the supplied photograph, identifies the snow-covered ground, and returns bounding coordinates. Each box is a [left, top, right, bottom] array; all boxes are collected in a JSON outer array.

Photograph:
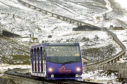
[[23, 0, 107, 26], [0, 64, 31, 76], [111, 30, 127, 61], [115, 0, 127, 10], [82, 70, 121, 84], [0, 64, 31, 73], [0, 0, 120, 50], [21, 0, 127, 28], [112, 30, 127, 47]]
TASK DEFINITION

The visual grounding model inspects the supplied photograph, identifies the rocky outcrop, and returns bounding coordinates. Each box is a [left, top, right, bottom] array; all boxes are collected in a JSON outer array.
[[0, 36, 30, 64], [2, 30, 20, 37]]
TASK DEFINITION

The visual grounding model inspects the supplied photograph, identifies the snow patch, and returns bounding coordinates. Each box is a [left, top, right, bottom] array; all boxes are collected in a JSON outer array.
[[82, 70, 118, 84], [115, 0, 127, 10], [0, 64, 31, 73]]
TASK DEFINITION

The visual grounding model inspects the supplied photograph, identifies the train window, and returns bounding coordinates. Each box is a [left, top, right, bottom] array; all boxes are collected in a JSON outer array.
[[46, 45, 80, 57], [33, 49, 35, 61], [42, 48, 45, 60], [39, 48, 42, 62], [42, 48, 46, 72], [33, 48, 37, 72], [36, 48, 38, 72], [31, 49, 34, 72], [39, 47, 43, 73], [46, 45, 81, 64], [37, 48, 40, 72]]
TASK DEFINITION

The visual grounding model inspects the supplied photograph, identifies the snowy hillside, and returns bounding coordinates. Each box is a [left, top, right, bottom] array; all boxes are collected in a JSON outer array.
[[22, 0, 127, 28], [0, 35, 30, 64], [0, 0, 126, 64]]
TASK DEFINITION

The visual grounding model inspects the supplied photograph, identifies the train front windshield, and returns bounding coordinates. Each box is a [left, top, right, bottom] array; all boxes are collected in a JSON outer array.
[[46, 45, 81, 64]]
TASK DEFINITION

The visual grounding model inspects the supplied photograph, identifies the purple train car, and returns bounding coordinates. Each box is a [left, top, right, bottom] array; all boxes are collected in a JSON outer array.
[[30, 43, 83, 80]]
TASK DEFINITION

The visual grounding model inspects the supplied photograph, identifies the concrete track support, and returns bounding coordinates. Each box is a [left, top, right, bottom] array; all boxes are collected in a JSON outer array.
[[36, 8, 41, 11], [66, 19, 69, 22], [57, 16, 60, 19], [43, 11, 47, 14], [59, 17, 63, 20], [62, 17, 66, 21], [24, 4, 30, 7], [77, 23, 82, 26], [47, 12, 52, 16], [30, 6, 35, 9], [53, 14, 57, 18]]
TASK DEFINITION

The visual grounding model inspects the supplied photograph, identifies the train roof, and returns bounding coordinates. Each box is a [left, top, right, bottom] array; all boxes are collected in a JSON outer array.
[[31, 43, 79, 49], [45, 43, 79, 46]]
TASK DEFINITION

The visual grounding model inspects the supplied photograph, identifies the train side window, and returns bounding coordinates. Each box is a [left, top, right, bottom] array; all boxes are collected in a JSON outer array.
[[42, 48, 46, 61], [34, 48, 37, 72], [31, 49, 34, 72], [33, 48, 35, 72], [42, 48, 46, 72], [40, 47, 43, 73], [39, 47, 42, 72], [36, 48, 38, 73], [37, 48, 40, 73]]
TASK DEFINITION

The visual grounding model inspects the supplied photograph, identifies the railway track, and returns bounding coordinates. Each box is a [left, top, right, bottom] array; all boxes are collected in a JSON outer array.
[[18, 0, 99, 28], [86, 28, 126, 70], [17, 0, 126, 71], [5, 70, 101, 84]]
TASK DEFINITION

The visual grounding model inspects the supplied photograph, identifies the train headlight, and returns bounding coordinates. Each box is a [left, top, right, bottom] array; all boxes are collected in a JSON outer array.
[[76, 74, 81, 77], [48, 67, 53, 72], [76, 67, 81, 72], [51, 74, 54, 78]]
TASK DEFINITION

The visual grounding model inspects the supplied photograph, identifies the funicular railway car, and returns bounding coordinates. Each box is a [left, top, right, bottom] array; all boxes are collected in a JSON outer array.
[[30, 43, 83, 80]]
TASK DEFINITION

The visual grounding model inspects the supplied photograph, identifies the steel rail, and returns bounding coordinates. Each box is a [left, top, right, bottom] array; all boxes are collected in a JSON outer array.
[[5, 70, 101, 84]]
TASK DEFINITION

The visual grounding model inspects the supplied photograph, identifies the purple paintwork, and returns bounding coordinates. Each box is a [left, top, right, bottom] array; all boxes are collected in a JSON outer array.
[[46, 62, 82, 79], [30, 49, 34, 72], [30, 43, 83, 80], [37, 48, 40, 72], [48, 77, 82, 80], [40, 47, 43, 73]]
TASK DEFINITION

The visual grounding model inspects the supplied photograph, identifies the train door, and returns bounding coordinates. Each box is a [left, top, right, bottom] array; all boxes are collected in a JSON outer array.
[[42, 48, 46, 75], [36, 48, 38, 73], [37, 47, 44, 73], [33, 48, 37, 72], [39, 47, 43, 73], [31, 49, 34, 72], [32, 48, 39, 73], [37, 48, 40, 72], [31, 46, 46, 76]]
